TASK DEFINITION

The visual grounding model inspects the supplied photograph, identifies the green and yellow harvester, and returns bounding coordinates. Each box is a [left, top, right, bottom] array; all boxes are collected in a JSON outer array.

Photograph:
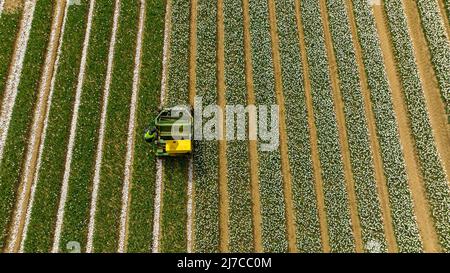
[[145, 107, 193, 157]]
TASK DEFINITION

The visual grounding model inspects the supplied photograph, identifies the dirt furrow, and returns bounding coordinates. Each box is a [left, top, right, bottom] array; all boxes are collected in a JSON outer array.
[[242, 0, 263, 253], [267, 0, 297, 253], [2, 0, 22, 14], [345, 0, 398, 253], [373, 4, 439, 253], [216, 0, 229, 253], [438, 0, 450, 39], [318, 0, 363, 253], [294, 0, 329, 253], [402, 0, 450, 182], [7, 0, 66, 253]]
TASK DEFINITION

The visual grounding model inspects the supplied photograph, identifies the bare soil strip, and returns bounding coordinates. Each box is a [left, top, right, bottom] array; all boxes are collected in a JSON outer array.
[[3, 0, 22, 14], [186, 0, 198, 253], [7, 0, 66, 253], [438, 0, 450, 39], [294, 0, 329, 252], [86, 0, 121, 253], [373, 5, 440, 253], [0, 0, 36, 165], [267, 0, 297, 253], [152, 0, 172, 253], [318, 0, 363, 253], [402, 0, 450, 182], [242, 0, 263, 253], [118, 0, 146, 253], [216, 0, 229, 253], [345, 0, 398, 253]]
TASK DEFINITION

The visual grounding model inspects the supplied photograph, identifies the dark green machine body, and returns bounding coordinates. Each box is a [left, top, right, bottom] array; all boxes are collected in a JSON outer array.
[[148, 107, 193, 157]]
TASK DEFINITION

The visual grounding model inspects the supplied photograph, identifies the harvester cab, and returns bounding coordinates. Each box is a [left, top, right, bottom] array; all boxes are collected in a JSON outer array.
[[145, 107, 193, 157]]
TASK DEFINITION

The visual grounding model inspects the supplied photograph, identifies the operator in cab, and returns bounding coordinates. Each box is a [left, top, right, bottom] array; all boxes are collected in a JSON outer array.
[[144, 127, 157, 143]]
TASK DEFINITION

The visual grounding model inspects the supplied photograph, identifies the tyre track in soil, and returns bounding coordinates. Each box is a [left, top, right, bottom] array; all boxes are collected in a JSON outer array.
[[216, 0, 230, 253], [267, 0, 297, 253], [373, 4, 439, 253], [402, 0, 450, 183], [318, 0, 363, 253], [294, 0, 330, 253], [6, 0, 66, 253], [242, 0, 263, 253], [345, 0, 398, 253]]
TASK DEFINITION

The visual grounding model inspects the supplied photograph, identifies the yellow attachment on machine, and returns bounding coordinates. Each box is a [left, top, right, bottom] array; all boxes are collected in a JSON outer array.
[[166, 140, 192, 155], [149, 107, 193, 157]]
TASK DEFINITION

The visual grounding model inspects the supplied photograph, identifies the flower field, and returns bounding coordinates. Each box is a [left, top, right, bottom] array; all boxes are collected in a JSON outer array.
[[350, 0, 422, 253], [224, 0, 253, 253], [0, 0, 448, 253]]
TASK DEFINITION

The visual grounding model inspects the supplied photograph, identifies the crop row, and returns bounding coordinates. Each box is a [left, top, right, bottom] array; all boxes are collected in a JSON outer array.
[[160, 0, 190, 253], [57, 0, 116, 252], [384, 0, 450, 252], [127, 0, 165, 253], [160, 159, 188, 253], [93, 0, 140, 252], [445, 0, 450, 26], [193, 0, 220, 253], [223, 0, 254, 253], [324, 0, 387, 252], [0, 0, 54, 250], [274, 0, 321, 252], [0, 8, 21, 101], [299, 0, 354, 252], [160, 0, 190, 252], [22, 1, 89, 253], [166, 0, 190, 107], [415, 0, 450, 122], [248, 0, 287, 252], [350, 0, 423, 253]]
